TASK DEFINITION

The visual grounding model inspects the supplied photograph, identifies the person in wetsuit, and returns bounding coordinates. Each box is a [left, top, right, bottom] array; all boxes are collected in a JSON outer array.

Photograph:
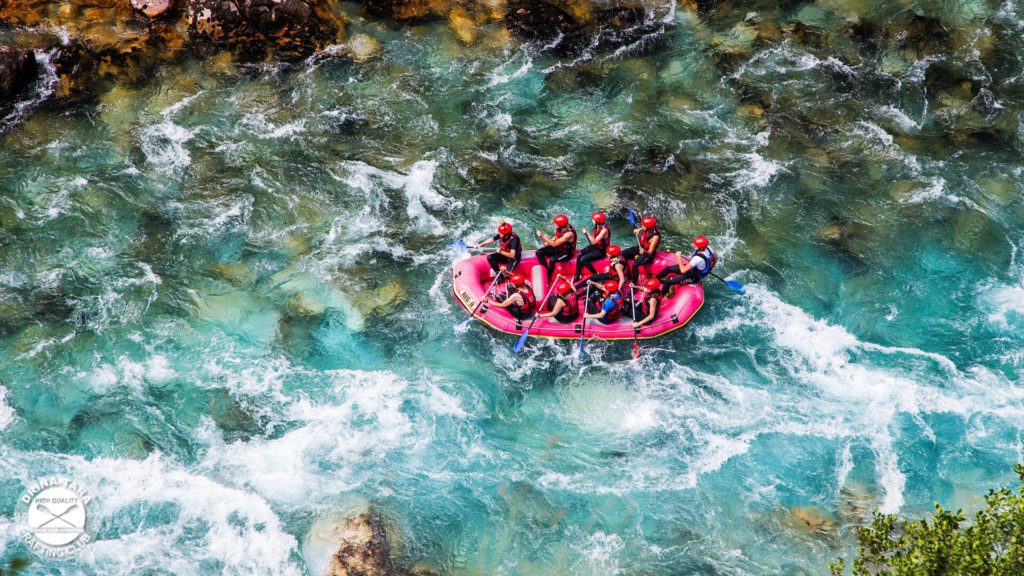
[[583, 280, 624, 325], [535, 214, 577, 283], [657, 236, 717, 297], [474, 222, 522, 275], [620, 216, 661, 283], [538, 279, 579, 323], [573, 244, 629, 291], [486, 272, 536, 320], [630, 278, 663, 328], [572, 211, 610, 282]]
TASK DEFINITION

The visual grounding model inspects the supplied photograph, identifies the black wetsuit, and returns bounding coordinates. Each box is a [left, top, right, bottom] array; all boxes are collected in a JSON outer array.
[[621, 226, 660, 283], [487, 233, 522, 274], [573, 223, 610, 278], [535, 225, 577, 281], [658, 248, 715, 289], [573, 259, 629, 291]]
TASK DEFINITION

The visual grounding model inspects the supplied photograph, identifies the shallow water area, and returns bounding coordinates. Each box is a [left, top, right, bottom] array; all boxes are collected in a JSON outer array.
[[1, 0, 1024, 574]]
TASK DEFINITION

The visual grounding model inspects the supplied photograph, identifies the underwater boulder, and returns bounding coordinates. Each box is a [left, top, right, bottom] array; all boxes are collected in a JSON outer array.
[[304, 506, 430, 576]]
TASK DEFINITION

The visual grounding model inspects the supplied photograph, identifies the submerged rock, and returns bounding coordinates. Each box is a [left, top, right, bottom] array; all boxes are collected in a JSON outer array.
[[0, 45, 38, 102], [786, 505, 840, 535], [304, 507, 431, 576]]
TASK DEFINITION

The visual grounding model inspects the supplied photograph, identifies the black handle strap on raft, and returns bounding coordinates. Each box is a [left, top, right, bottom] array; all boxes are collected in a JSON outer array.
[[515, 319, 523, 330], [574, 324, 582, 334], [670, 314, 679, 324]]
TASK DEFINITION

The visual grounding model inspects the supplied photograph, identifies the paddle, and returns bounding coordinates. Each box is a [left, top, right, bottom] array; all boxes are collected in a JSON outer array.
[[452, 240, 469, 250], [514, 276, 561, 353], [674, 252, 745, 294], [577, 283, 590, 360], [629, 284, 639, 359], [454, 272, 504, 332]]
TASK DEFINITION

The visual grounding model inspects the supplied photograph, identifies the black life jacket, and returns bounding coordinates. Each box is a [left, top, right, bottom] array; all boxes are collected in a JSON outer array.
[[591, 223, 610, 250], [507, 286, 536, 319], [635, 290, 660, 319], [690, 247, 717, 279], [555, 225, 577, 256], [639, 226, 661, 252], [549, 293, 579, 322], [500, 233, 522, 259]]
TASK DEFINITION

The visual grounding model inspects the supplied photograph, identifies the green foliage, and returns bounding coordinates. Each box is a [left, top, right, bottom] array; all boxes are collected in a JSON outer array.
[[831, 465, 1024, 576]]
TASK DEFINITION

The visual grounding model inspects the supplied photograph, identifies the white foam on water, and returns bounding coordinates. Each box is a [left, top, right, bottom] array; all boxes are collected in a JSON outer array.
[[0, 386, 14, 432], [850, 121, 894, 148], [978, 281, 1024, 332], [575, 531, 625, 575], [82, 354, 177, 394], [333, 159, 460, 235], [486, 54, 534, 88], [196, 369, 420, 504]]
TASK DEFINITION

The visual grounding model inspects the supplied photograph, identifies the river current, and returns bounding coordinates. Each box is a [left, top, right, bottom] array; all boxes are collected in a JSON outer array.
[[1, 1, 1023, 574]]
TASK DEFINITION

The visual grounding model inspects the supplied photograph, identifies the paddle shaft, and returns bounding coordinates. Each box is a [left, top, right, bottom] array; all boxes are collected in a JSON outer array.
[[577, 284, 590, 359], [460, 273, 503, 325], [630, 284, 639, 358]]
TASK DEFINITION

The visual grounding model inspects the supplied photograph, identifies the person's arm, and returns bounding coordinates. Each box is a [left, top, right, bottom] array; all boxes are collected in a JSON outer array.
[[549, 231, 573, 248], [488, 292, 520, 308], [584, 306, 607, 319], [644, 234, 660, 256], [633, 297, 657, 327], [538, 299, 565, 318], [615, 264, 628, 286], [475, 235, 498, 249], [675, 251, 693, 273]]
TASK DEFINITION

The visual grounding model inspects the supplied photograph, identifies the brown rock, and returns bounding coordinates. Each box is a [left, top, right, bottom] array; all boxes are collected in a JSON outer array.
[[186, 0, 343, 59], [0, 45, 38, 102], [363, 0, 432, 20], [131, 0, 176, 20]]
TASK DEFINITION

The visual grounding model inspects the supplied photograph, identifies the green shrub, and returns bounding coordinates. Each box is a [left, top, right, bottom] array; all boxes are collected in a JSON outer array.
[[831, 465, 1024, 576]]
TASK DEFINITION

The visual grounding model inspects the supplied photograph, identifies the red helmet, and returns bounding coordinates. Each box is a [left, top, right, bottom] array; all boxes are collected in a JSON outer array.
[[606, 245, 622, 257], [645, 278, 661, 291], [603, 280, 619, 293], [510, 273, 526, 285], [553, 214, 569, 227], [641, 216, 656, 228], [498, 223, 512, 235], [693, 236, 708, 249], [556, 282, 572, 295], [591, 211, 606, 224]]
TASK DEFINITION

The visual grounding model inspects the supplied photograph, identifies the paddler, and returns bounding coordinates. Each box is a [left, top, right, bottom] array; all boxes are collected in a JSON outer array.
[[572, 211, 610, 281], [573, 244, 629, 291], [486, 272, 536, 320], [656, 236, 717, 297], [621, 215, 661, 283], [535, 214, 577, 284], [630, 278, 663, 327], [583, 280, 624, 325], [474, 222, 522, 276], [537, 276, 579, 323]]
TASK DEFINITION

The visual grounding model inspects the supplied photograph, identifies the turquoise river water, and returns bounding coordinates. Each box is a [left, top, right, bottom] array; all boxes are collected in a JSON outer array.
[[2, 0, 1024, 574]]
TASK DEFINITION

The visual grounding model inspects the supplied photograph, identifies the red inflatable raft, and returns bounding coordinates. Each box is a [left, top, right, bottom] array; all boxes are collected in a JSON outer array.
[[451, 250, 704, 340]]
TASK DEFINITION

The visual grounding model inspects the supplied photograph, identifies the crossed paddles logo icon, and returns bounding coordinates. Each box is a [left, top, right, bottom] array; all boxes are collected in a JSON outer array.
[[17, 477, 95, 557]]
